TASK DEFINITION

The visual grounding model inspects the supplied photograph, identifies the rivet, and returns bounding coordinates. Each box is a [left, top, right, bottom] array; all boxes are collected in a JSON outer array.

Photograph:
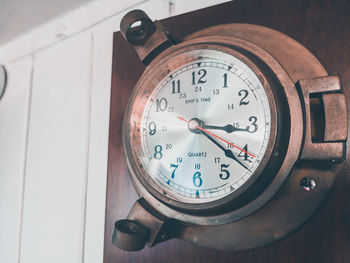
[[300, 177, 316, 192]]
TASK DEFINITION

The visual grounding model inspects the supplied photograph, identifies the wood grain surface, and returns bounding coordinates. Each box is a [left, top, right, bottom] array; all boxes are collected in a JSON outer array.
[[104, 1, 350, 262]]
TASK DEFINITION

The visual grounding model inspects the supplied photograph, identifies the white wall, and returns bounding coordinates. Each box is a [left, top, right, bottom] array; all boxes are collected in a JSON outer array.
[[0, 0, 229, 262], [0, 0, 99, 45]]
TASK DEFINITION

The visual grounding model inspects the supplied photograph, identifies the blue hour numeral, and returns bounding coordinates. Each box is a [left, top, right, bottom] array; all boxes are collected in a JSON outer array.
[[170, 164, 178, 178], [193, 172, 202, 187], [154, 145, 163, 159]]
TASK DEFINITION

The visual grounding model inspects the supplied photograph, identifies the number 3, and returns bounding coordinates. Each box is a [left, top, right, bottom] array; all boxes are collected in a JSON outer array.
[[248, 116, 258, 133]]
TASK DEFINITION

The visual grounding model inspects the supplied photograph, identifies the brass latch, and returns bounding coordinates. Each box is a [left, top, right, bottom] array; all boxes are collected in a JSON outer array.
[[297, 76, 347, 161]]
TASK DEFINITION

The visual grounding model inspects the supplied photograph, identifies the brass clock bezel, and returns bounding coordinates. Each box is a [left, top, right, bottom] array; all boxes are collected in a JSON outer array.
[[123, 41, 285, 213]]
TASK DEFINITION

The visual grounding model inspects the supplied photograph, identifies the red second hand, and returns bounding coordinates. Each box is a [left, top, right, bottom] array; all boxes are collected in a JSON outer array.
[[177, 116, 256, 158]]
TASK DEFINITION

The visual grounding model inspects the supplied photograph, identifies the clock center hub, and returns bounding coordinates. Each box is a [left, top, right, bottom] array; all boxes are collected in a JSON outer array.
[[188, 118, 203, 134]]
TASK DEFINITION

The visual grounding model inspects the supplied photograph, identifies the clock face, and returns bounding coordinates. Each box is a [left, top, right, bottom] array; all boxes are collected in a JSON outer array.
[[126, 48, 274, 205]]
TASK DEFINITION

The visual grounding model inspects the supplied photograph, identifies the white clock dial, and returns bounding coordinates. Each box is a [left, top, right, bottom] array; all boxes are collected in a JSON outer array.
[[136, 49, 271, 203]]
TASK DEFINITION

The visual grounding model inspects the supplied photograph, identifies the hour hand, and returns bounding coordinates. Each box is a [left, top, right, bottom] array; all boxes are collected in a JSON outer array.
[[202, 123, 249, 133], [201, 131, 251, 172]]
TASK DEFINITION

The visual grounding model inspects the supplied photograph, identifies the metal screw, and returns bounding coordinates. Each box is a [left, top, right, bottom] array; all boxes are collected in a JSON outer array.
[[300, 177, 316, 192], [0, 65, 7, 100]]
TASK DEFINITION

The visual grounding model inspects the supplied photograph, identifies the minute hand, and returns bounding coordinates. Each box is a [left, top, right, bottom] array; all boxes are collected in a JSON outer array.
[[202, 124, 249, 133], [200, 131, 251, 172]]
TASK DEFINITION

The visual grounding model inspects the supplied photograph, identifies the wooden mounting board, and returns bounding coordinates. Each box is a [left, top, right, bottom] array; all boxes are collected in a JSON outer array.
[[105, 1, 350, 262]]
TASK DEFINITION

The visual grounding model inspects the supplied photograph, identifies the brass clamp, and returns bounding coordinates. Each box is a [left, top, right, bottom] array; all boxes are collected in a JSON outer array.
[[112, 199, 169, 251], [120, 9, 172, 65], [297, 76, 347, 161]]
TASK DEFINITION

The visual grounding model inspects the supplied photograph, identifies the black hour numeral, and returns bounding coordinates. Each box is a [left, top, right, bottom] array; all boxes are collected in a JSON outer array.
[[239, 89, 249, 105], [170, 164, 178, 178], [233, 122, 239, 128], [154, 145, 163, 159], [213, 89, 220, 95], [193, 172, 202, 187], [219, 164, 230, 180], [227, 104, 234, 110], [172, 79, 180, 94], [227, 143, 234, 149], [248, 116, 258, 133], [179, 92, 186, 99], [194, 86, 202, 92], [238, 144, 253, 162], [214, 157, 220, 163], [194, 163, 200, 169], [155, 98, 168, 112], [176, 157, 182, 163], [223, 73, 228, 88], [192, 69, 207, 85], [148, 122, 156, 135], [165, 144, 172, 149]]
